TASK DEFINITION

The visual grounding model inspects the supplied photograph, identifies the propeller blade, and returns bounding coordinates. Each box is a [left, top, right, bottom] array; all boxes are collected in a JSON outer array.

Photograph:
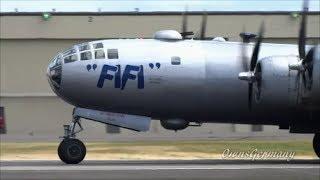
[[250, 22, 265, 71], [181, 9, 187, 39], [302, 60, 313, 90], [247, 23, 264, 110], [200, 12, 207, 40], [302, 72, 307, 88], [295, 71, 301, 89], [248, 83, 253, 110], [241, 44, 249, 71], [240, 27, 249, 71], [298, 0, 308, 60]]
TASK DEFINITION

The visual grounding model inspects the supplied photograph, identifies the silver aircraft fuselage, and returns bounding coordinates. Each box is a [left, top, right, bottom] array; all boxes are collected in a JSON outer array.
[[47, 39, 313, 125]]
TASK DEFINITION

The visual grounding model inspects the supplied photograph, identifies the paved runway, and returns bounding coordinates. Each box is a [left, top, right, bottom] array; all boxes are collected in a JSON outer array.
[[1, 160, 319, 180]]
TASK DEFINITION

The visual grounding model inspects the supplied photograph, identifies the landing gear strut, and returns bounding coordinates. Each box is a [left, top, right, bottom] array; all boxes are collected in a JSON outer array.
[[313, 133, 320, 158], [58, 115, 86, 164]]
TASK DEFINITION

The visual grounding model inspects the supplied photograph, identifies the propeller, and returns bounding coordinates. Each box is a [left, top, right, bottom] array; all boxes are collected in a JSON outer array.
[[248, 23, 264, 109], [239, 0, 314, 110], [238, 22, 265, 110], [292, 0, 313, 90], [239, 29, 257, 72], [180, 8, 194, 39]]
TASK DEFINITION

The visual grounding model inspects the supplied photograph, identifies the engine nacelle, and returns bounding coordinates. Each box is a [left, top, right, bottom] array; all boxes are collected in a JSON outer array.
[[160, 119, 189, 131], [310, 45, 320, 106], [252, 56, 300, 111]]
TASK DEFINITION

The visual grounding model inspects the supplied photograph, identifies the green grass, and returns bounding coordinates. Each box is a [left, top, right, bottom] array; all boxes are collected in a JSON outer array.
[[1, 140, 316, 157]]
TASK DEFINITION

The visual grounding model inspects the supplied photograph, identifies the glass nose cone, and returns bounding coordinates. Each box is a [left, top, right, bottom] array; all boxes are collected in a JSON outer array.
[[47, 54, 63, 91]]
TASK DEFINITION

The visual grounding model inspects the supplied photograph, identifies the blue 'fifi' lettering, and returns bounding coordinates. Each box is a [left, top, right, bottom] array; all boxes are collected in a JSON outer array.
[[121, 65, 144, 90], [97, 65, 118, 88], [114, 65, 121, 88], [97, 64, 144, 90]]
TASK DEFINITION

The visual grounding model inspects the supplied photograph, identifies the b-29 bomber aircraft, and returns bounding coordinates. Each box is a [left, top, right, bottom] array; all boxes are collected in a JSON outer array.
[[47, 0, 320, 164]]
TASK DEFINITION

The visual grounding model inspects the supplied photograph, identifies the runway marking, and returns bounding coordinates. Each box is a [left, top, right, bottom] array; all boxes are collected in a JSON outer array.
[[2, 165, 319, 171]]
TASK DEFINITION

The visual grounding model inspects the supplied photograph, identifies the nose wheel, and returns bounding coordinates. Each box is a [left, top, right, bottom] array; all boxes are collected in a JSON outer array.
[[313, 133, 320, 158], [58, 115, 86, 164], [58, 138, 86, 164]]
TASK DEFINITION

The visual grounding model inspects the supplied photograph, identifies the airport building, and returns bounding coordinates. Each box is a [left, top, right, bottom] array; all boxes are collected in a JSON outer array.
[[1, 11, 319, 140]]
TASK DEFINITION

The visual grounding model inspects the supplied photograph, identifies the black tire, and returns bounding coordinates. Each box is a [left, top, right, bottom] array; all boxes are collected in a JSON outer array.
[[313, 133, 320, 158], [58, 138, 86, 164]]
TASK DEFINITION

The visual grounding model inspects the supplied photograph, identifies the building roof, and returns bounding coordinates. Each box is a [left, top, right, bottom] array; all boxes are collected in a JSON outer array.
[[1, 0, 320, 13], [1, 11, 320, 16]]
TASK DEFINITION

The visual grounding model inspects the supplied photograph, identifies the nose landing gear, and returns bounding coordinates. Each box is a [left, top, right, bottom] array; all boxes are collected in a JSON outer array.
[[58, 116, 86, 164], [313, 133, 320, 158], [58, 138, 86, 164]]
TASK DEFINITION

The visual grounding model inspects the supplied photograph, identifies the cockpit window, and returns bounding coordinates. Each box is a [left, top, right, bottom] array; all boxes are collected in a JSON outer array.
[[49, 54, 63, 88], [93, 42, 105, 59], [56, 56, 62, 66], [63, 49, 76, 56], [95, 50, 105, 59], [171, 56, 181, 65], [79, 44, 90, 51], [64, 54, 78, 63], [93, 43, 103, 49], [49, 54, 63, 68], [80, 51, 92, 60], [49, 57, 57, 68], [62, 48, 78, 64], [107, 49, 119, 59]]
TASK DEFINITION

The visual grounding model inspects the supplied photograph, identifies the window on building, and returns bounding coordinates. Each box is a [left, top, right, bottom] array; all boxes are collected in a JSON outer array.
[[107, 49, 119, 59], [0, 107, 6, 134], [64, 54, 78, 63], [80, 51, 92, 61], [171, 56, 181, 65], [105, 125, 120, 134], [93, 43, 104, 49], [95, 49, 105, 59], [251, 125, 263, 132]]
